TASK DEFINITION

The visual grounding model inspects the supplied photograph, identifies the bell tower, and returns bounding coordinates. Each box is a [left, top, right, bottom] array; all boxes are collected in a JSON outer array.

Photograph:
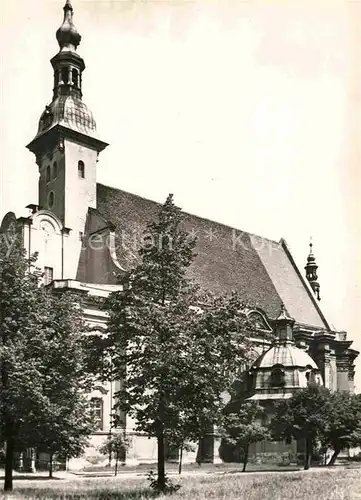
[[27, 0, 108, 279]]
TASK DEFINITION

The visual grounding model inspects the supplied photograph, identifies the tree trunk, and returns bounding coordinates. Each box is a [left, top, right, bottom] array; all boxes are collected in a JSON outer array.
[[115, 454, 118, 477], [328, 447, 341, 466], [304, 438, 312, 470], [178, 444, 183, 475], [157, 429, 166, 490], [4, 431, 14, 491], [242, 445, 249, 472], [49, 453, 53, 478]]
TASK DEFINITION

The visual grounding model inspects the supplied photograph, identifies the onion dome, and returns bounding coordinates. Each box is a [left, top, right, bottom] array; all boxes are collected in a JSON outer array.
[[56, 0, 81, 51]]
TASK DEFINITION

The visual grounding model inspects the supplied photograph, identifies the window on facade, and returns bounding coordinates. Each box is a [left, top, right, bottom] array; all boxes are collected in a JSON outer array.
[[78, 160, 85, 178], [90, 397, 103, 431], [271, 367, 285, 387], [46, 166, 51, 183], [48, 191, 55, 209], [44, 266, 53, 286], [52, 162, 58, 179]]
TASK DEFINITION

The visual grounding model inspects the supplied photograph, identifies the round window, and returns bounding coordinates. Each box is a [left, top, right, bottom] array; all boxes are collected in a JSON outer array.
[[48, 191, 55, 209]]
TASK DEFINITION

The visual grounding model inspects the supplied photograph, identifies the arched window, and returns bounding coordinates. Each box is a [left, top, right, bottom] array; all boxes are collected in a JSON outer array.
[[271, 367, 285, 387], [90, 397, 103, 431], [46, 166, 51, 183], [78, 160, 85, 178], [52, 162, 58, 179], [72, 68, 78, 87]]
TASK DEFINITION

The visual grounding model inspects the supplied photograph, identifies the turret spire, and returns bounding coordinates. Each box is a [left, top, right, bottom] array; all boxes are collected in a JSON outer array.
[[305, 240, 321, 301]]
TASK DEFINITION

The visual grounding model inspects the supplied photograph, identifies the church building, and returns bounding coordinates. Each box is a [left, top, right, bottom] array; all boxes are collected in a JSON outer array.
[[0, 0, 358, 467]]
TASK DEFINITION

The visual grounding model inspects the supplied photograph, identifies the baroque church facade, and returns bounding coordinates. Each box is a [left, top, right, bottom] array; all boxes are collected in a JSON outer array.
[[0, 0, 358, 467]]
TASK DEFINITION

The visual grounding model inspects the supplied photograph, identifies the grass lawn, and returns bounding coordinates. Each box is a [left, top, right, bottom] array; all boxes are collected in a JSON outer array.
[[3, 468, 361, 500]]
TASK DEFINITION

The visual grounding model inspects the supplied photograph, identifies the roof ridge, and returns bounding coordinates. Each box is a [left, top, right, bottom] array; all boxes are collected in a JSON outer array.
[[96, 182, 281, 245]]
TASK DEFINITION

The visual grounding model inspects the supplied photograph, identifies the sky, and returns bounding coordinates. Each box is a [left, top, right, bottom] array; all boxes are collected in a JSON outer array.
[[0, 0, 360, 389]]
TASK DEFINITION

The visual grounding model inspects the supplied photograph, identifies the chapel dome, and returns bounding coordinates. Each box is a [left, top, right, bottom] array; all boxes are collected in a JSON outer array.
[[253, 342, 318, 370], [36, 95, 98, 139], [248, 339, 323, 401]]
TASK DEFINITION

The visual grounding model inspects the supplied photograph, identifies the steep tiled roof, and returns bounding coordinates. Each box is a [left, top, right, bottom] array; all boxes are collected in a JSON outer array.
[[95, 183, 329, 329]]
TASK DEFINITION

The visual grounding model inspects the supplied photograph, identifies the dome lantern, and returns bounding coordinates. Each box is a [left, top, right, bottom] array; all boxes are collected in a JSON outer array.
[[274, 303, 295, 342]]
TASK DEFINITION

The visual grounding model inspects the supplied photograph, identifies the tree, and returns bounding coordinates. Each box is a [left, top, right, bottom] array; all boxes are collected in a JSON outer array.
[[98, 432, 128, 476], [269, 385, 331, 470], [30, 289, 95, 477], [321, 392, 361, 466], [0, 231, 94, 489], [220, 402, 269, 472], [103, 194, 256, 490], [0, 231, 45, 490]]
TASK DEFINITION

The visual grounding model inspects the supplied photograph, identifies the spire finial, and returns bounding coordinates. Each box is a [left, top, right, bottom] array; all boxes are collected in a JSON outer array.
[[56, 0, 81, 51], [305, 238, 320, 301]]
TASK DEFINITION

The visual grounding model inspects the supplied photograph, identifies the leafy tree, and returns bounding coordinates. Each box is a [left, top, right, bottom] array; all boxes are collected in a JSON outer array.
[[321, 391, 361, 466], [98, 432, 128, 476], [0, 232, 45, 490], [30, 290, 95, 477], [0, 232, 94, 489], [220, 402, 269, 472], [103, 194, 256, 490], [270, 385, 331, 470]]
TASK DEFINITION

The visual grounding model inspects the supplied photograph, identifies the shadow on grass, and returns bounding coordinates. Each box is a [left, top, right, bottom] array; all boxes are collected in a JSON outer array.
[[0, 475, 63, 481], [222, 467, 300, 474], [10, 488, 158, 499]]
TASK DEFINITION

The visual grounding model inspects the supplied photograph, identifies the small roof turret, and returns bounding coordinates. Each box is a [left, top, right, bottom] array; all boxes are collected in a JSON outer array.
[[305, 240, 321, 301]]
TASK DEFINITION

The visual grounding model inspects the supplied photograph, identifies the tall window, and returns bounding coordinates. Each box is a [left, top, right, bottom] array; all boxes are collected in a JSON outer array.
[[78, 160, 85, 178], [46, 166, 51, 183], [90, 398, 103, 431], [44, 266, 53, 286]]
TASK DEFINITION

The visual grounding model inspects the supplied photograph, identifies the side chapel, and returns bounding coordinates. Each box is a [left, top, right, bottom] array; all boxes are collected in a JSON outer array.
[[0, 0, 358, 466]]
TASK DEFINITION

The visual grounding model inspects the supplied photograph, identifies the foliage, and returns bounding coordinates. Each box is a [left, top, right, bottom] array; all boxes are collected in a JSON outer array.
[[147, 470, 181, 494], [320, 391, 361, 465], [98, 432, 128, 475], [220, 401, 269, 471], [269, 385, 331, 470], [103, 194, 256, 489], [0, 233, 94, 488]]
